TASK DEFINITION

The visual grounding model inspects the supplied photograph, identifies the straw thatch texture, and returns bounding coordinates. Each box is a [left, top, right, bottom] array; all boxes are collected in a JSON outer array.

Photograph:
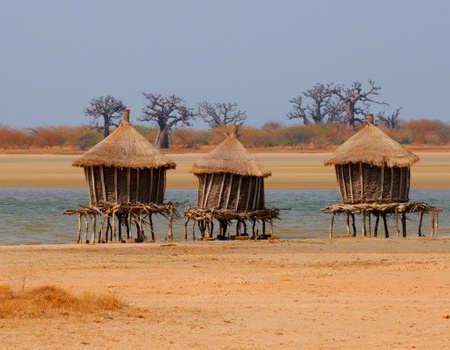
[[191, 132, 271, 177], [72, 122, 176, 170], [325, 118, 418, 204], [73, 110, 175, 205], [191, 127, 270, 212], [324, 123, 419, 168]]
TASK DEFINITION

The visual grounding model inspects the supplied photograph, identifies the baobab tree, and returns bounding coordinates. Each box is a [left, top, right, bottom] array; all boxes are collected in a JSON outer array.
[[198, 101, 247, 128], [332, 80, 388, 127], [287, 83, 336, 124], [84, 95, 126, 138], [376, 107, 402, 129], [139, 93, 195, 149]]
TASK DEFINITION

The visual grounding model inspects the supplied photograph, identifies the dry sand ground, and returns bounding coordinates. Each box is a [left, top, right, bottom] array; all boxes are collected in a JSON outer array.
[[0, 240, 449, 350], [1, 152, 450, 349]]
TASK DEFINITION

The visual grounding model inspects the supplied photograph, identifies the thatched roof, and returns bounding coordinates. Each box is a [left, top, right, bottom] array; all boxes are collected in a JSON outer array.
[[324, 114, 419, 168], [191, 125, 271, 177], [72, 110, 176, 169]]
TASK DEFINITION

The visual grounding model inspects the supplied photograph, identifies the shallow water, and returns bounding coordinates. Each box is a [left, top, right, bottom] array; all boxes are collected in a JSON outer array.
[[0, 188, 449, 245]]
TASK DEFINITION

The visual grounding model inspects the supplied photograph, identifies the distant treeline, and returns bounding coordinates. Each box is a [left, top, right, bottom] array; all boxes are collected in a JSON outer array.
[[1, 119, 449, 151]]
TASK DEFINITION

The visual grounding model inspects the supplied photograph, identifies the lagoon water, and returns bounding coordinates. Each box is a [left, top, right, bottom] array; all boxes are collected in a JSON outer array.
[[1, 188, 450, 245]]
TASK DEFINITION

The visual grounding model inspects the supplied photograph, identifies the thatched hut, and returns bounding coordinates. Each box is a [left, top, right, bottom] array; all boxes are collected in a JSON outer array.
[[324, 114, 419, 204], [66, 109, 178, 243], [191, 125, 271, 211], [185, 125, 279, 240], [72, 109, 176, 206], [322, 114, 442, 238]]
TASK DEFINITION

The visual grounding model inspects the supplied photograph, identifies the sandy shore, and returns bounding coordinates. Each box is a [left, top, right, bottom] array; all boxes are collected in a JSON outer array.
[[1, 239, 449, 349], [1, 151, 450, 189]]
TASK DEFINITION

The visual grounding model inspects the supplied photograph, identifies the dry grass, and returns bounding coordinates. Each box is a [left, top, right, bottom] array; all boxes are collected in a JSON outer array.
[[0, 285, 124, 318]]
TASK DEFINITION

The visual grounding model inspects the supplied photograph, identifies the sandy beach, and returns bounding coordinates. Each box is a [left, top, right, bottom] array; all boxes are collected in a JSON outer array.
[[0, 239, 449, 349], [1, 151, 450, 349]]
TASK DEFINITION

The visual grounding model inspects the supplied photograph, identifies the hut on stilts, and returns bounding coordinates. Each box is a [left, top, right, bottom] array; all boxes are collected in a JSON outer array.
[[64, 109, 179, 243], [322, 114, 442, 238], [184, 125, 279, 240]]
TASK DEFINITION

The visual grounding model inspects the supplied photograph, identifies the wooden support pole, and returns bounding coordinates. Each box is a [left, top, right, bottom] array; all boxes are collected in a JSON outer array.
[[431, 212, 435, 237], [91, 215, 96, 244], [368, 213, 372, 237], [84, 217, 89, 242], [362, 212, 367, 237], [351, 214, 356, 237], [395, 209, 399, 237], [112, 212, 117, 241], [402, 213, 407, 238], [374, 214, 379, 238], [345, 213, 351, 236], [329, 213, 335, 238], [383, 214, 389, 238], [184, 218, 189, 240], [167, 207, 174, 241], [77, 214, 82, 243], [418, 212, 424, 237], [149, 214, 155, 242], [435, 213, 439, 237]]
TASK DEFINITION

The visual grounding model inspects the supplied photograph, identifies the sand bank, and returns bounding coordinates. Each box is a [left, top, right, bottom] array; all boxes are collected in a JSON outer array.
[[0, 151, 449, 189], [0, 239, 449, 349]]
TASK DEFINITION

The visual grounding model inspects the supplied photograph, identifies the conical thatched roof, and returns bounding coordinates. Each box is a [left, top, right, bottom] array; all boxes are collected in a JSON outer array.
[[324, 114, 419, 168], [191, 125, 271, 177], [72, 110, 176, 169]]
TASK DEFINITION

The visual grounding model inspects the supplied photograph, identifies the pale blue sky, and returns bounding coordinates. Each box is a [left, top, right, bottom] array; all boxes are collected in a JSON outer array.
[[1, 0, 449, 128]]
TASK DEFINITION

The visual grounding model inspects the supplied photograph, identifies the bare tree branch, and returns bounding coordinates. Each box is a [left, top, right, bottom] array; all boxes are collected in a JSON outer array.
[[198, 102, 247, 128], [139, 93, 195, 149], [376, 107, 402, 129], [84, 95, 126, 138]]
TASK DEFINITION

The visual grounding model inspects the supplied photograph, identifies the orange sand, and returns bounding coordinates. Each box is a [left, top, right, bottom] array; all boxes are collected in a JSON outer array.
[[0, 240, 449, 349]]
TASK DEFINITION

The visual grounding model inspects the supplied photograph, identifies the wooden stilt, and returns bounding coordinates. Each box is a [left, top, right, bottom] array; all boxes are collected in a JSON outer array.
[[431, 212, 435, 237], [351, 214, 356, 237], [395, 209, 400, 237], [149, 214, 155, 242], [362, 212, 367, 237], [184, 218, 189, 240], [435, 213, 439, 236], [329, 213, 335, 238], [84, 217, 89, 242], [346, 213, 351, 236], [382, 214, 389, 238], [91, 215, 96, 244], [77, 214, 82, 243], [418, 212, 424, 237], [374, 214, 379, 238], [401, 213, 407, 237], [168, 208, 174, 241]]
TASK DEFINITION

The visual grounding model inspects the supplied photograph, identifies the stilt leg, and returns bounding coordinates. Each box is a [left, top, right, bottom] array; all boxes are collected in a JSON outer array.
[[329, 213, 335, 238], [383, 214, 389, 238], [418, 212, 424, 237]]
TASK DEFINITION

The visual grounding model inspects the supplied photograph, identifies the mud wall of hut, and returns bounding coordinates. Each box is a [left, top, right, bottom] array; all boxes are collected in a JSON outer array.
[[85, 166, 166, 205], [197, 173, 265, 211], [335, 163, 410, 204]]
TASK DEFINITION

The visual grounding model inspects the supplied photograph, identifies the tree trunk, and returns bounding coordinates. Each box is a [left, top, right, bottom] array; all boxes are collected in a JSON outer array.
[[155, 128, 169, 149], [103, 116, 110, 138]]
